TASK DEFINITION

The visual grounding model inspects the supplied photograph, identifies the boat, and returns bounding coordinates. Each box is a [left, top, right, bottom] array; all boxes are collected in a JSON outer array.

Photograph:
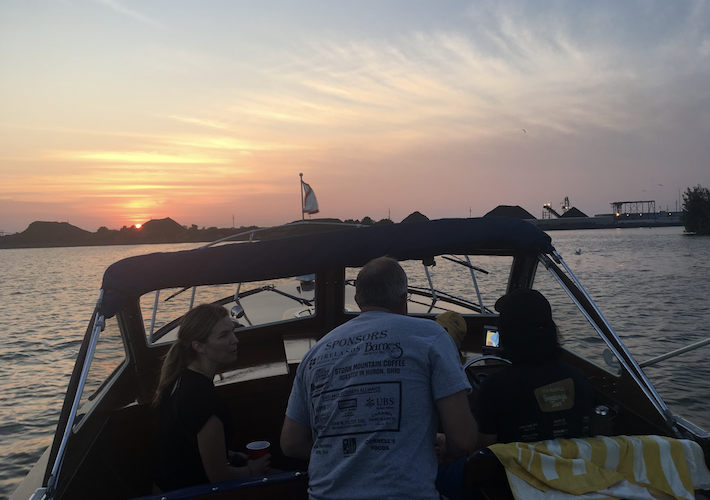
[[11, 217, 710, 500]]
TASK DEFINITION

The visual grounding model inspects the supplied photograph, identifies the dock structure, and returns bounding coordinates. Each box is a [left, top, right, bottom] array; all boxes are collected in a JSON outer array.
[[611, 200, 656, 216], [542, 196, 572, 219], [542, 203, 562, 219], [531, 198, 681, 230]]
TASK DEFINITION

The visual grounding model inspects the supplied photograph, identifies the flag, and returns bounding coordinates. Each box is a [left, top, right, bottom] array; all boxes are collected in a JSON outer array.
[[302, 181, 319, 214]]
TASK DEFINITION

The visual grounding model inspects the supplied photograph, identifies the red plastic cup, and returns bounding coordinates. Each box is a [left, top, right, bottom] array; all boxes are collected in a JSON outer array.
[[246, 441, 270, 460]]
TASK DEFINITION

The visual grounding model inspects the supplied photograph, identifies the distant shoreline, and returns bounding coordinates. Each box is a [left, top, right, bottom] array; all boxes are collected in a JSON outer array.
[[0, 217, 377, 250], [0, 213, 685, 250]]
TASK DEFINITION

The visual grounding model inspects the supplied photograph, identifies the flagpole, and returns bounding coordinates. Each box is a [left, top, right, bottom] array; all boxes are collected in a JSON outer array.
[[299, 173, 305, 221]]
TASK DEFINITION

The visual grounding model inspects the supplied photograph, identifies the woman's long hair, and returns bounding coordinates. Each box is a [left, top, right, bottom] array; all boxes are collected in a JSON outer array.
[[152, 303, 229, 407]]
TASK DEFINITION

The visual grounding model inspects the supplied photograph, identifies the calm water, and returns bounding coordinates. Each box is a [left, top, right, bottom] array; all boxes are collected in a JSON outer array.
[[1, 227, 709, 499]]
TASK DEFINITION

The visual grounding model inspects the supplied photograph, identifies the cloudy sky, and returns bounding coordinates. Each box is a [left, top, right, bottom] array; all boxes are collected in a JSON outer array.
[[1, 0, 709, 232]]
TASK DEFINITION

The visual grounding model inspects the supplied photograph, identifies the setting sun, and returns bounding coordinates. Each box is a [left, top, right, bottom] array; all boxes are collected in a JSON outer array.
[[135, 223, 142, 229]]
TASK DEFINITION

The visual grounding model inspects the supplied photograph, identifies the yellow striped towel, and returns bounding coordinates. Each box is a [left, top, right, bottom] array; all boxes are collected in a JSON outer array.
[[489, 436, 710, 500]]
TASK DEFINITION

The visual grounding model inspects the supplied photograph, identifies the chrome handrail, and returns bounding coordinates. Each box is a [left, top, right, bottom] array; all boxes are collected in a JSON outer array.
[[148, 290, 160, 342], [46, 291, 105, 498], [199, 220, 364, 249], [542, 253, 681, 437], [639, 336, 710, 368], [465, 255, 485, 315], [423, 265, 438, 313], [552, 251, 671, 410]]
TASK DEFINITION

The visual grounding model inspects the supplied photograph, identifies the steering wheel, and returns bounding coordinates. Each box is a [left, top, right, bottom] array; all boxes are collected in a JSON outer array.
[[463, 355, 512, 392]]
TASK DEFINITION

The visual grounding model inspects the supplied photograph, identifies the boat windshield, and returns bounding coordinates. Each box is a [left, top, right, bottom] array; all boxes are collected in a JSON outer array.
[[73, 314, 127, 431], [533, 266, 621, 376], [345, 255, 513, 315], [144, 276, 317, 345]]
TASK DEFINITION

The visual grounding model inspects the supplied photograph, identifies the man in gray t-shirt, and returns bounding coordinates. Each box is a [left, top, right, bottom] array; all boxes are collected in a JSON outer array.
[[281, 257, 477, 500]]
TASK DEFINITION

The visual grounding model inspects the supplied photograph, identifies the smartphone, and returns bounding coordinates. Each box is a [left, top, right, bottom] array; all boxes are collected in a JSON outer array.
[[484, 326, 500, 348]]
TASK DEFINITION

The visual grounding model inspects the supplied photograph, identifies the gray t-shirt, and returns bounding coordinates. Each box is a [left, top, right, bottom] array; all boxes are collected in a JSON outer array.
[[286, 311, 471, 500]]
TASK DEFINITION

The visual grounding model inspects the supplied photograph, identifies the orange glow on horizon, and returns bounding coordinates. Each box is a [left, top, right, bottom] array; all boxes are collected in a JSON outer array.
[[135, 223, 142, 228]]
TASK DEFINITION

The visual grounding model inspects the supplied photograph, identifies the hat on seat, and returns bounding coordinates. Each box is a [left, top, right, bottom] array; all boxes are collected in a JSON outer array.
[[435, 311, 467, 348]]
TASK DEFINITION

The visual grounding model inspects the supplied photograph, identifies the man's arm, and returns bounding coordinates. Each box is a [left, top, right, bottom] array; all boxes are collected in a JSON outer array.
[[280, 416, 313, 460], [436, 390, 478, 459]]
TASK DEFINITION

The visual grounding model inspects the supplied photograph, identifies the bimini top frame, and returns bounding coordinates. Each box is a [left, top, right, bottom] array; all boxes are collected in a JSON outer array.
[[99, 217, 554, 318]]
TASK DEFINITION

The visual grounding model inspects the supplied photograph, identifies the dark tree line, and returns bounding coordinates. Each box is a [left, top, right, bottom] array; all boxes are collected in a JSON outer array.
[[682, 185, 710, 235]]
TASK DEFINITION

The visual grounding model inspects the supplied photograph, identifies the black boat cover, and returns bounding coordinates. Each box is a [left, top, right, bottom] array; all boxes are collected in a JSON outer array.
[[99, 217, 553, 317]]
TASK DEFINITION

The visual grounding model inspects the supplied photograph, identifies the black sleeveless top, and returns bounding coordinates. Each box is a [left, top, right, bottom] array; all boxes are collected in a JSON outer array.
[[155, 369, 235, 491]]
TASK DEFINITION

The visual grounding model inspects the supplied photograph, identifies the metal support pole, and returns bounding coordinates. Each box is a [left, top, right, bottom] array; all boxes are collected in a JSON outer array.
[[148, 290, 160, 342], [544, 253, 680, 437], [47, 292, 105, 498], [639, 337, 710, 368], [465, 255, 485, 314], [423, 265, 438, 313], [299, 173, 304, 222]]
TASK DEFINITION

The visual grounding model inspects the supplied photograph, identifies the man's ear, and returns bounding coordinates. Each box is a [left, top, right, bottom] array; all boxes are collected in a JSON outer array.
[[354, 294, 360, 308]]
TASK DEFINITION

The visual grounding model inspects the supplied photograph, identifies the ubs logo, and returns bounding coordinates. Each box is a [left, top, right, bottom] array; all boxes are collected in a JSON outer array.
[[342, 438, 357, 456]]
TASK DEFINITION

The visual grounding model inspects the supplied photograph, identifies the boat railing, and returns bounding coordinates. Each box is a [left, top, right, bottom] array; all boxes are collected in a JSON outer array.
[[150, 284, 314, 344], [438, 255, 489, 314], [552, 250, 674, 411], [198, 220, 365, 249], [417, 255, 491, 315], [46, 291, 106, 499], [342, 254, 494, 316], [638, 337, 710, 368], [543, 251, 681, 438]]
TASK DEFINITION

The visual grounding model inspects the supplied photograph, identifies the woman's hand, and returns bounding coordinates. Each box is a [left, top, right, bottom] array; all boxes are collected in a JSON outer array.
[[198, 416, 259, 481], [247, 453, 271, 476], [227, 451, 248, 467]]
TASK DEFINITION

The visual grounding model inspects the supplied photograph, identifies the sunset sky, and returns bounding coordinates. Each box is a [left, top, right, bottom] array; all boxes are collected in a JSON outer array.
[[1, 1, 709, 233]]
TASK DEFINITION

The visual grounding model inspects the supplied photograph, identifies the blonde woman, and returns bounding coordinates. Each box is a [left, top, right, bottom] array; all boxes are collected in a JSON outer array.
[[153, 303, 270, 492]]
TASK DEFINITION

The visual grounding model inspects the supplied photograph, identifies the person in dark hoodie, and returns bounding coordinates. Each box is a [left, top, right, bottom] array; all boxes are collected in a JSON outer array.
[[435, 289, 593, 500], [474, 288, 593, 448]]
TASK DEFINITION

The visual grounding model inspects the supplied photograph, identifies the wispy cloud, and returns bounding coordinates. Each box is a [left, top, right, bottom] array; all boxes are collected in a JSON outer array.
[[166, 135, 310, 152], [95, 0, 164, 29], [52, 150, 229, 164], [204, 2, 709, 146], [167, 116, 233, 131]]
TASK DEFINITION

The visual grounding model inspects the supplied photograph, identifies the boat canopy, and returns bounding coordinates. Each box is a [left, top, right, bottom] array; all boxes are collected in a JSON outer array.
[[99, 217, 553, 317]]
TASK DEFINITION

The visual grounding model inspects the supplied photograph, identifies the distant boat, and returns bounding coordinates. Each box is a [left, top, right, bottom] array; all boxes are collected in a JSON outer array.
[[575, 248, 583, 255]]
